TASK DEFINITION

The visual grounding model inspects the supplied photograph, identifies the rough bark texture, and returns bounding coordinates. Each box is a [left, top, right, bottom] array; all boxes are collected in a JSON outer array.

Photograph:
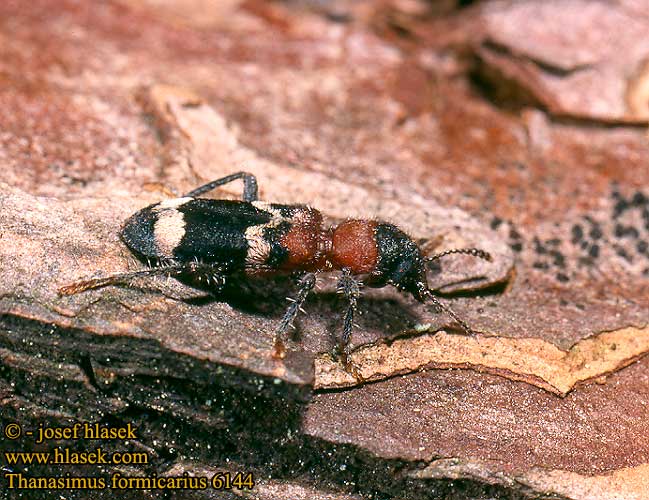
[[1, 1, 649, 499]]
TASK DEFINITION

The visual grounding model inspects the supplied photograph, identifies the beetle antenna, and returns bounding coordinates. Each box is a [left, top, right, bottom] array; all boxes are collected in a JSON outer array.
[[419, 286, 474, 335], [426, 248, 492, 263]]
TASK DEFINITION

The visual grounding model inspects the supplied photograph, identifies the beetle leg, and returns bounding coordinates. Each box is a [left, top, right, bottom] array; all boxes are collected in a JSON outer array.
[[336, 268, 364, 381], [183, 171, 259, 202], [418, 285, 474, 335], [272, 272, 316, 359], [59, 261, 225, 296]]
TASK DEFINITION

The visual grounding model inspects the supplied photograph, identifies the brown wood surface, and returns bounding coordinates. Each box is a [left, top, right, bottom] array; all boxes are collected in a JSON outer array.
[[1, 1, 649, 499]]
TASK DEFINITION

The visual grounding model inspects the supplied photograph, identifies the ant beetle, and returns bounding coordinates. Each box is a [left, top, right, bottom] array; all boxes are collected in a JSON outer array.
[[60, 172, 491, 371]]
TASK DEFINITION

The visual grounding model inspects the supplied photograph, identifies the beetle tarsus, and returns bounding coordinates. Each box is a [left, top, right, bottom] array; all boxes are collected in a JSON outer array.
[[273, 272, 316, 353]]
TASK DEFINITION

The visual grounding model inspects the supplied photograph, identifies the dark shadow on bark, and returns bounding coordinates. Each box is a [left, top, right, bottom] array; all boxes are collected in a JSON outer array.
[[0, 315, 561, 500]]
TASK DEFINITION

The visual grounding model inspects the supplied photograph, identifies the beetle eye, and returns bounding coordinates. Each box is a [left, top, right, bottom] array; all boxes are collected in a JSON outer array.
[[390, 260, 414, 285], [396, 260, 411, 275]]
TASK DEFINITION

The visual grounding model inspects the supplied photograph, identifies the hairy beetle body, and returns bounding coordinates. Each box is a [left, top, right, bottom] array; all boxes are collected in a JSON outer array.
[[61, 172, 491, 377]]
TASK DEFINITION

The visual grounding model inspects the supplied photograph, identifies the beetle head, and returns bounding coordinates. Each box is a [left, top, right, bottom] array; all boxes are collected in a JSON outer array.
[[366, 223, 429, 300]]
